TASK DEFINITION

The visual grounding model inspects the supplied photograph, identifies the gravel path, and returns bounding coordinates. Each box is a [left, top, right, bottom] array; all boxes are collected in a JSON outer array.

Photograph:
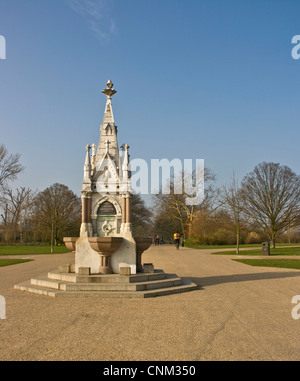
[[0, 245, 300, 361]]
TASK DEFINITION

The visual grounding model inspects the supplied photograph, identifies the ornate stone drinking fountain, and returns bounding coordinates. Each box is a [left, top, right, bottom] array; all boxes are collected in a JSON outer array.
[[63, 79, 152, 276], [87, 237, 123, 274], [15, 81, 197, 297]]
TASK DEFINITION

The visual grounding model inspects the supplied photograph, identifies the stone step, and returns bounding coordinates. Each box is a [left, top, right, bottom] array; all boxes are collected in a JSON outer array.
[[48, 271, 77, 283], [59, 277, 182, 291], [47, 269, 166, 284], [59, 282, 139, 291], [14, 279, 198, 298], [30, 273, 182, 292], [15, 281, 57, 297], [31, 276, 60, 290], [142, 277, 183, 290], [143, 282, 198, 298]]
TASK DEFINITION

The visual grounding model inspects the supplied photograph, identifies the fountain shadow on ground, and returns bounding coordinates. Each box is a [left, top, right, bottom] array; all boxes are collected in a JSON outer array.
[[187, 271, 300, 287]]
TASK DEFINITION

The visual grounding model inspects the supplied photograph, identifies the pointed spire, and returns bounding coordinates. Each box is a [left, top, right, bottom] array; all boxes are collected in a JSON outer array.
[[96, 80, 119, 165], [91, 143, 97, 170], [121, 144, 131, 193], [102, 80, 116, 124], [91, 143, 96, 157], [83, 144, 91, 185], [122, 144, 129, 177]]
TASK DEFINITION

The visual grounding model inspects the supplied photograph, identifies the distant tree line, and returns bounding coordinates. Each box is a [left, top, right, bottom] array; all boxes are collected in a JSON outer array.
[[151, 162, 300, 251], [0, 182, 81, 248], [1, 143, 300, 251], [0, 145, 81, 247]]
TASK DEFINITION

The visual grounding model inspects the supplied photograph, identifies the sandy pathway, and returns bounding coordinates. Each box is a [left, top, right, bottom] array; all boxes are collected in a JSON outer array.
[[0, 245, 299, 361]]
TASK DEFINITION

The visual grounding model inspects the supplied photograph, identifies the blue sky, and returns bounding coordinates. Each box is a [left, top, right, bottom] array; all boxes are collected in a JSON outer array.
[[0, 0, 300, 197]]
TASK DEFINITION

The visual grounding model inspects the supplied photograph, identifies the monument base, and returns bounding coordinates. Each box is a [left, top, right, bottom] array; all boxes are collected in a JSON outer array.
[[14, 266, 198, 298], [74, 236, 137, 274]]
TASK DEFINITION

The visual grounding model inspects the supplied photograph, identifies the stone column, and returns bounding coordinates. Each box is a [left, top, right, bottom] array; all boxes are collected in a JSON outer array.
[[87, 196, 92, 223], [80, 192, 93, 237], [81, 195, 88, 223], [126, 194, 131, 223], [122, 195, 126, 224], [100, 254, 111, 274]]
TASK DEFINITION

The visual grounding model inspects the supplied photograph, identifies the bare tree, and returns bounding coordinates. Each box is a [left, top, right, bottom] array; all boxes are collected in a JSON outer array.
[[32, 183, 81, 253], [0, 145, 24, 191], [241, 162, 300, 248], [219, 174, 244, 254], [0, 187, 33, 243], [131, 193, 153, 237], [153, 167, 216, 240]]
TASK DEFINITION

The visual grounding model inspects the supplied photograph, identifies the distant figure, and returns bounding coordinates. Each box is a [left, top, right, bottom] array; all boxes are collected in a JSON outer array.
[[181, 234, 185, 247], [174, 231, 180, 250], [154, 235, 160, 246]]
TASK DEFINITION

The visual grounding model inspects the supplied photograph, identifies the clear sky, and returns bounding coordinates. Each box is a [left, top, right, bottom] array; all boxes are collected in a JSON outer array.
[[1, 0, 300, 198]]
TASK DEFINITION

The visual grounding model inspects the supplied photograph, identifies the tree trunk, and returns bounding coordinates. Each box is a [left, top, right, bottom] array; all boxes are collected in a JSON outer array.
[[236, 226, 240, 255], [271, 232, 276, 249], [188, 222, 192, 239], [272, 238, 276, 249], [51, 220, 54, 254]]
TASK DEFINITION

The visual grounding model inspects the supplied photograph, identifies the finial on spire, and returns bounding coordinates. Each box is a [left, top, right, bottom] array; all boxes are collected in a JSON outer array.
[[102, 80, 117, 98], [91, 143, 96, 156]]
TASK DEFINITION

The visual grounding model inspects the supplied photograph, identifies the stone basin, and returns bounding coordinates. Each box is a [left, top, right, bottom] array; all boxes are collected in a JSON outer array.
[[135, 237, 152, 272], [63, 237, 78, 252], [88, 237, 123, 274]]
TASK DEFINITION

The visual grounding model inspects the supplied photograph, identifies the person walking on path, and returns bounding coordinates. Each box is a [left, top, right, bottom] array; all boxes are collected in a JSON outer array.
[[174, 231, 180, 250]]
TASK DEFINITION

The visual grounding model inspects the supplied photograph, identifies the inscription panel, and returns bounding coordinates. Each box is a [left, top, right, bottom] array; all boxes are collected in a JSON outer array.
[[98, 201, 116, 215]]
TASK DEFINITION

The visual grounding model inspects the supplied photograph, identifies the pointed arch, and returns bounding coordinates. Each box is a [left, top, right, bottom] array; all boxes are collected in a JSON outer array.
[[93, 195, 122, 216]]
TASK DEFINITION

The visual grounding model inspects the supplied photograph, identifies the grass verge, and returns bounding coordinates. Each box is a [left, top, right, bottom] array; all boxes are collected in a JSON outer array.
[[0, 245, 71, 255], [232, 258, 300, 270], [186, 243, 262, 250], [0, 259, 33, 267], [212, 247, 300, 256], [186, 243, 300, 250]]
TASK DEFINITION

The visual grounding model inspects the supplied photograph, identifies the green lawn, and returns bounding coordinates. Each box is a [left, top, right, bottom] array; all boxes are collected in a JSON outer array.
[[186, 243, 260, 250], [233, 258, 300, 270], [0, 245, 71, 255], [0, 258, 33, 267], [212, 246, 300, 256], [186, 243, 300, 250]]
